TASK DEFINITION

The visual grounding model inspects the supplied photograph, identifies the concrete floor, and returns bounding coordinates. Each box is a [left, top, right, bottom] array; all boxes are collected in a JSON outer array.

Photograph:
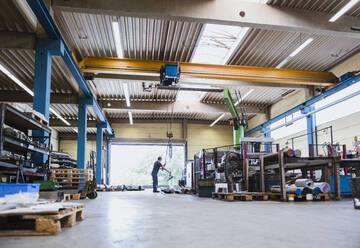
[[1, 190, 360, 248]]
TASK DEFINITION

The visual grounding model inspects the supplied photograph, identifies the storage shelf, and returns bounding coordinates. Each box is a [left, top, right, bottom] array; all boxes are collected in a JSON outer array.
[[3, 135, 50, 155], [0, 103, 51, 181], [2, 104, 51, 133]]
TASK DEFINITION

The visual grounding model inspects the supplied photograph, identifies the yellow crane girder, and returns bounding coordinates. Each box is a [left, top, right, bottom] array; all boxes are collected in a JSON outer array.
[[78, 57, 338, 87]]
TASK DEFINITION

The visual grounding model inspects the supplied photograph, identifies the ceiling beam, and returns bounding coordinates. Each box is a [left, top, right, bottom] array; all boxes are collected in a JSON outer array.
[[53, 0, 360, 39], [54, 118, 229, 129], [0, 91, 265, 115], [59, 133, 97, 141], [0, 31, 36, 50], [50, 119, 97, 127], [100, 100, 265, 115], [0, 91, 78, 104], [79, 57, 337, 87]]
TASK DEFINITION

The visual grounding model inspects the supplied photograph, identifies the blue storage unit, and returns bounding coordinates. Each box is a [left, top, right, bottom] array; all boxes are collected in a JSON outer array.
[[265, 179, 280, 192], [331, 175, 352, 195], [0, 183, 40, 197]]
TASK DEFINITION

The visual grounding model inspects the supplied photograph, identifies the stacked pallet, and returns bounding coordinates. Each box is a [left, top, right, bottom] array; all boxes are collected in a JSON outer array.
[[212, 192, 269, 201], [0, 202, 85, 236], [50, 169, 93, 189]]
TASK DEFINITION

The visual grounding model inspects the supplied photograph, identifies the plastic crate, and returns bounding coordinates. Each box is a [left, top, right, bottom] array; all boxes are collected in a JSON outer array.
[[0, 183, 40, 197]]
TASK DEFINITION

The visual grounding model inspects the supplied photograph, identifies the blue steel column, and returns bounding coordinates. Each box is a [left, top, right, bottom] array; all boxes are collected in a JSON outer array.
[[96, 122, 106, 184], [301, 106, 315, 157], [261, 127, 271, 153], [106, 139, 111, 185], [33, 38, 63, 163], [77, 98, 94, 169]]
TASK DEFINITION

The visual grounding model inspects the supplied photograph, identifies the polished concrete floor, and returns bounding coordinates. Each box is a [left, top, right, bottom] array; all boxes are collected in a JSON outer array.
[[1, 190, 360, 248]]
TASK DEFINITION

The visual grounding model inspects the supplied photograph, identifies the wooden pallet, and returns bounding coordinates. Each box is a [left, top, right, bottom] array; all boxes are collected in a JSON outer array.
[[63, 193, 81, 201], [212, 192, 270, 201], [0, 204, 84, 236], [51, 168, 93, 175], [25, 112, 49, 126], [212, 192, 253, 201], [270, 193, 330, 202], [50, 169, 93, 188]]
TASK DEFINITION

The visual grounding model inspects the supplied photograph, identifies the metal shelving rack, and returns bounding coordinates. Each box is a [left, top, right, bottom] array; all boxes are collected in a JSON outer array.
[[0, 104, 52, 182]]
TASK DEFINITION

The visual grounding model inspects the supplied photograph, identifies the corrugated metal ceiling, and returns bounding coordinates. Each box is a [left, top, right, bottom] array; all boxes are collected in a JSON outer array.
[[228, 29, 360, 71], [118, 16, 203, 61], [0, 49, 77, 93], [267, 0, 360, 16], [94, 79, 177, 101], [49, 104, 97, 120], [0, 1, 33, 32], [202, 86, 295, 107], [54, 11, 203, 62], [53, 126, 97, 134]]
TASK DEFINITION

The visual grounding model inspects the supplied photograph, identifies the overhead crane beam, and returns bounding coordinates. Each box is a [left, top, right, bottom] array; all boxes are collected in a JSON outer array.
[[79, 57, 338, 87], [53, 0, 360, 39]]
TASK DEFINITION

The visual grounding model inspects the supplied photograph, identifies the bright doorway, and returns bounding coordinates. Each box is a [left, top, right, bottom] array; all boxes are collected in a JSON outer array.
[[109, 144, 185, 186]]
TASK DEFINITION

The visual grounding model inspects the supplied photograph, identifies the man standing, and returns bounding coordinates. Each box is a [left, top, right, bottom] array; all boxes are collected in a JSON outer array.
[[151, 156, 169, 193]]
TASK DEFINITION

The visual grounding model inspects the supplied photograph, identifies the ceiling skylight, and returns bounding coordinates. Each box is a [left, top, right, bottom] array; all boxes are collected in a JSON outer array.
[[191, 24, 249, 65]]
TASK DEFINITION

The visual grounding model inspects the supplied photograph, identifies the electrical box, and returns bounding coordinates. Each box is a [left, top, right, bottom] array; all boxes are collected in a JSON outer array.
[[160, 63, 180, 86]]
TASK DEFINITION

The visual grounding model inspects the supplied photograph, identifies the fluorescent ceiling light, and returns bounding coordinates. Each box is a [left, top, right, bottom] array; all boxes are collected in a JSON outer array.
[[210, 89, 254, 127], [128, 111, 133, 125], [123, 83, 131, 107], [210, 113, 226, 127], [289, 38, 314, 57], [0, 63, 78, 127], [234, 89, 254, 106], [112, 21, 124, 58], [329, 0, 360, 22], [50, 107, 71, 126], [72, 128, 78, 133], [0, 63, 34, 96], [276, 38, 313, 69]]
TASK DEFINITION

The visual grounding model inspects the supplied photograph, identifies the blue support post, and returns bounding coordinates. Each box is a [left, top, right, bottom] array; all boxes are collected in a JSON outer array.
[[261, 127, 271, 153], [301, 106, 315, 157], [96, 122, 106, 185], [33, 38, 63, 164], [77, 98, 94, 169], [106, 140, 111, 185], [27, 0, 114, 136]]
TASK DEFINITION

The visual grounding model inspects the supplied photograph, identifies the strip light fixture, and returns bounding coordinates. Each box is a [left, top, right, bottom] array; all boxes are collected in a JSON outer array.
[[50, 107, 71, 126], [0, 63, 34, 96], [276, 38, 314, 69], [128, 111, 133, 125], [112, 21, 124, 58], [329, 0, 360, 22], [123, 83, 131, 107], [210, 89, 253, 127], [0, 62, 71, 126]]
